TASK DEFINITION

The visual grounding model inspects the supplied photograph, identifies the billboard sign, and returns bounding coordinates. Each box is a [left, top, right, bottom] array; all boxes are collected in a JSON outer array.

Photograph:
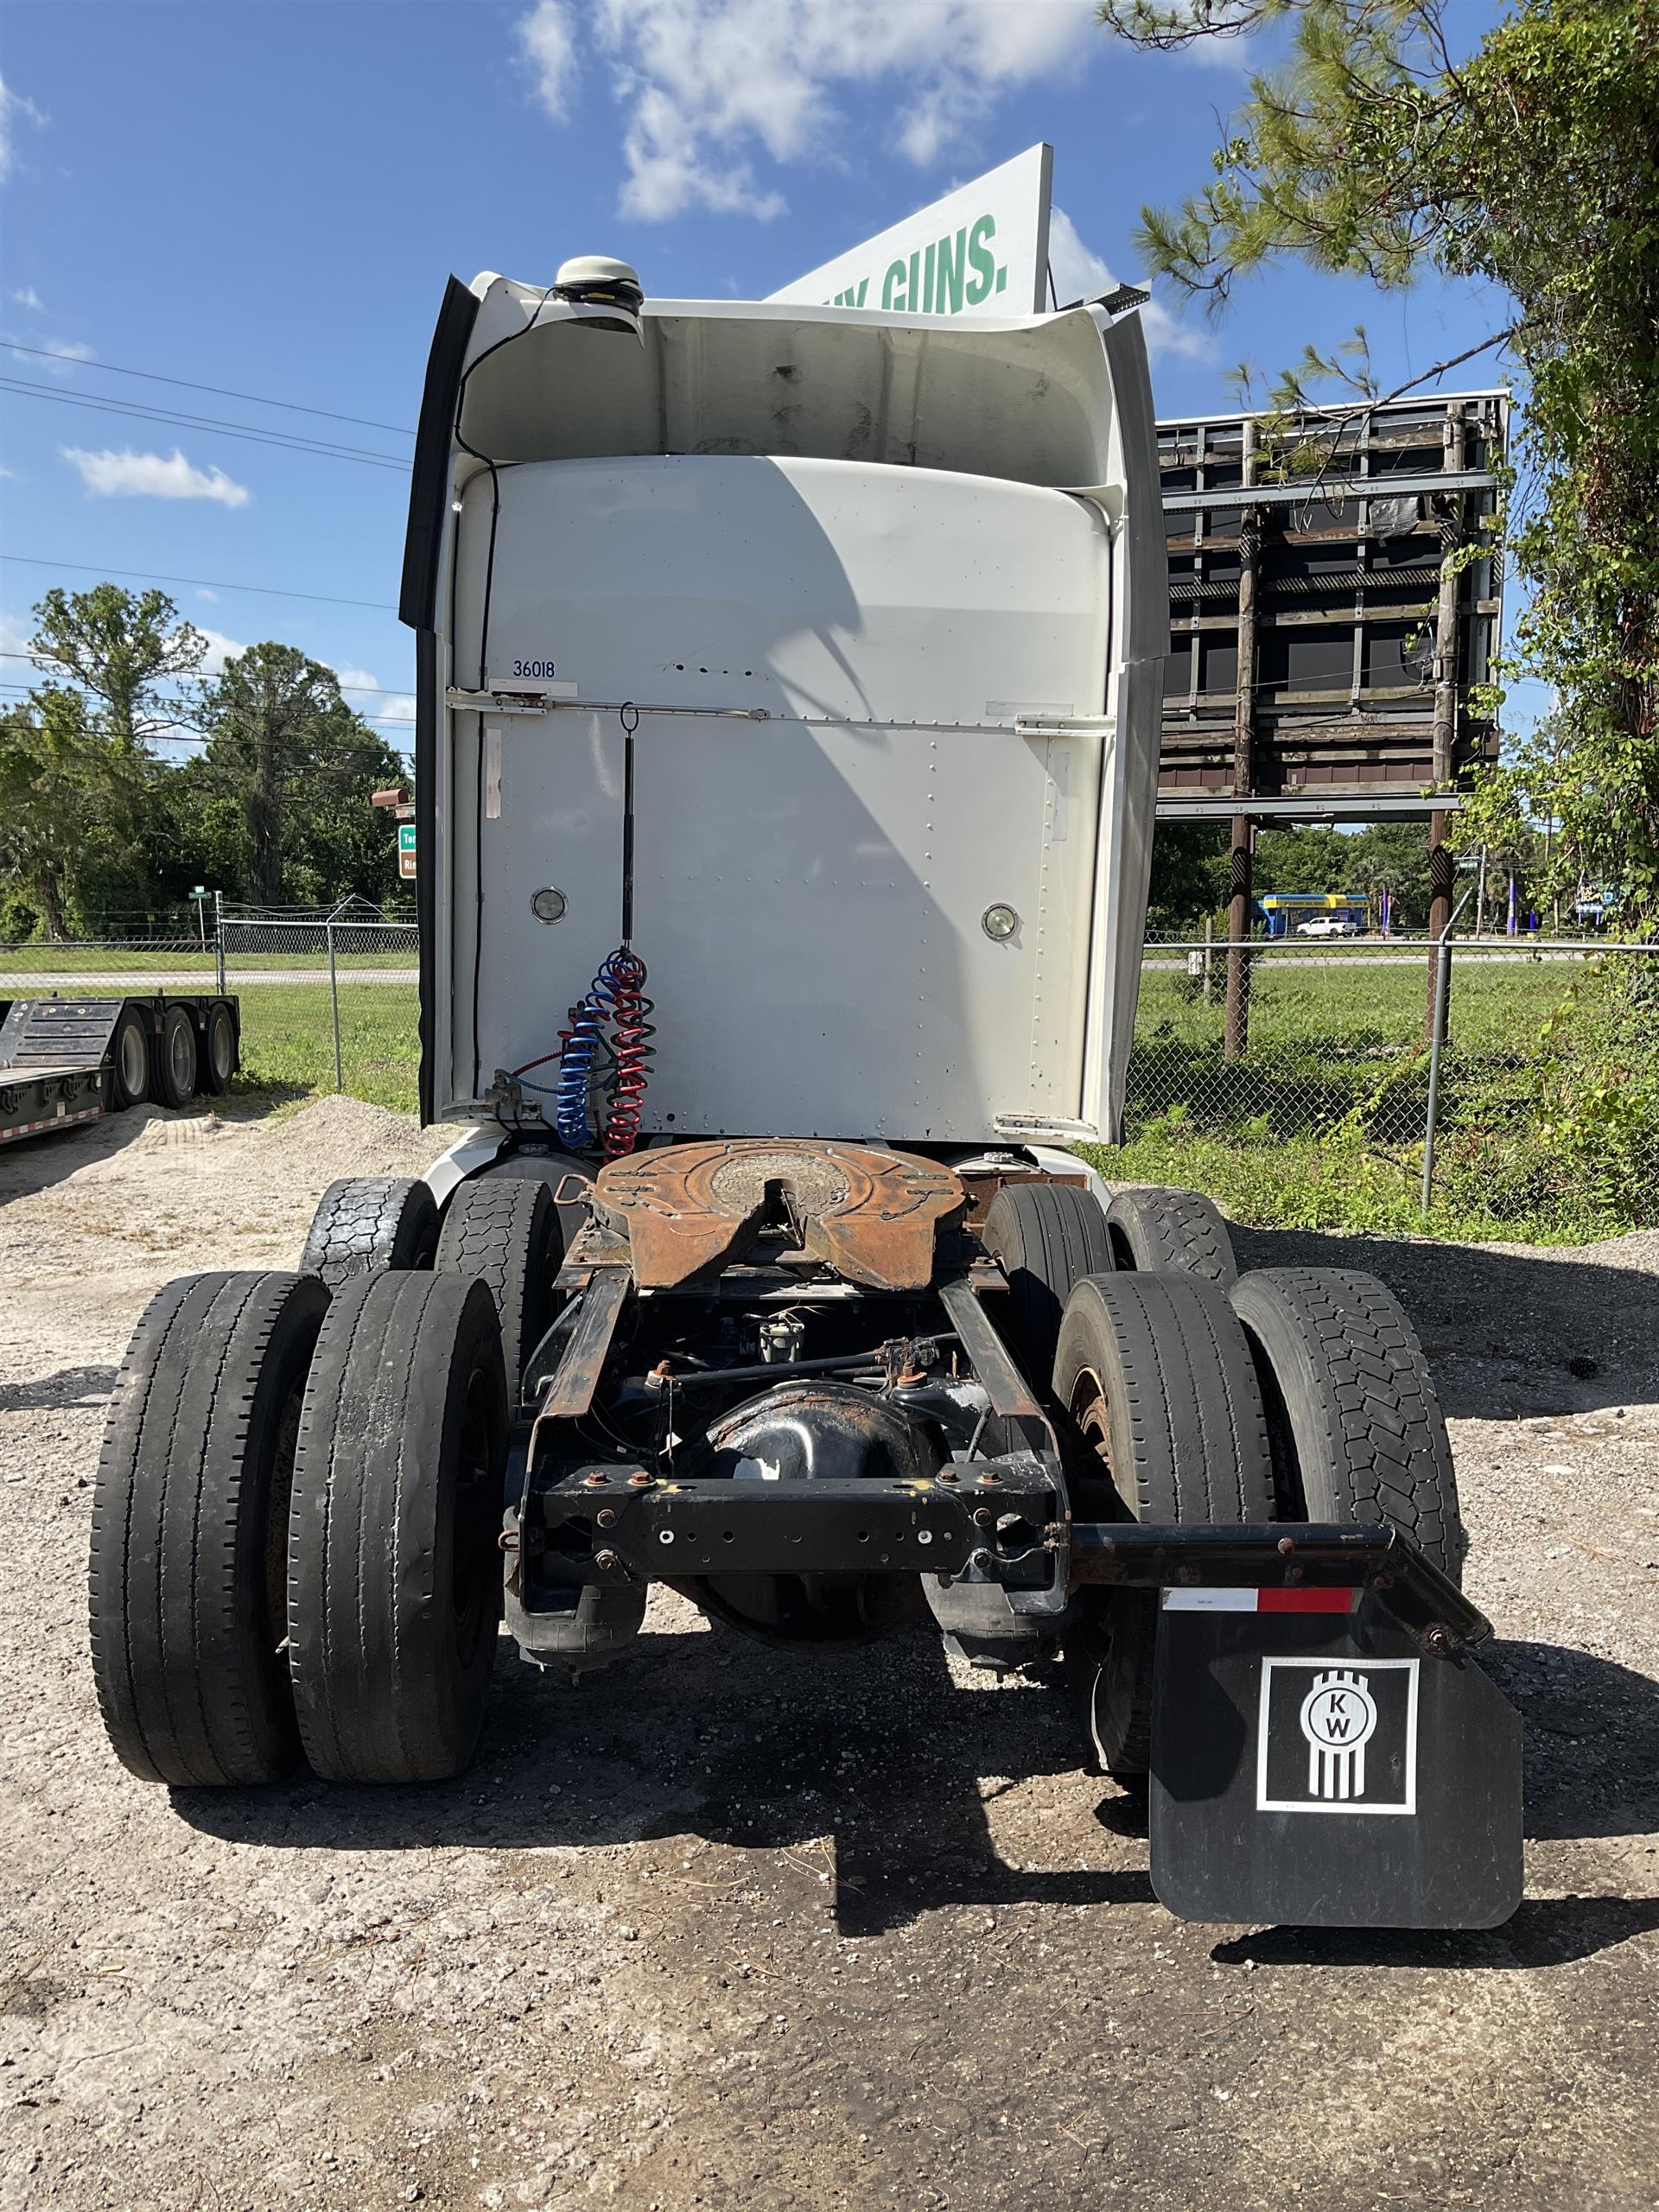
[[767, 143, 1052, 317]]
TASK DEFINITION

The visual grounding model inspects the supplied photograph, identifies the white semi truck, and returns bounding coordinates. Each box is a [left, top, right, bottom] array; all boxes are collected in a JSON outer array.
[[88, 261, 1520, 1930]]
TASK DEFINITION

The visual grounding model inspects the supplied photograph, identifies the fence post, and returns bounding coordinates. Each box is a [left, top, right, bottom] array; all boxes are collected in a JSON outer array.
[[213, 890, 226, 996], [327, 917, 343, 1093], [1420, 887, 1475, 1214], [1202, 912, 1214, 1006]]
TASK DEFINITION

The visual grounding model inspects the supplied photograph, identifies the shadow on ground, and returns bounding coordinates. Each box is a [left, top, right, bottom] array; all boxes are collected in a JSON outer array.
[[1230, 1223, 1659, 1418], [175, 1618, 1657, 1957], [1210, 1893, 1659, 1973]]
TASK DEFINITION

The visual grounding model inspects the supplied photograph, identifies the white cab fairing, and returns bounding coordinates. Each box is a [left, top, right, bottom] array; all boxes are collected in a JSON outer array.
[[407, 283, 1166, 1144]]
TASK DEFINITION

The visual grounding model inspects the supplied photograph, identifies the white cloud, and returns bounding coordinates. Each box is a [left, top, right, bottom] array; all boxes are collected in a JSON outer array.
[[60, 446, 251, 506], [1163, 1, 1257, 70], [196, 588, 219, 603], [0, 77, 45, 185], [518, 0, 579, 121], [0, 608, 31, 658], [13, 337, 92, 378], [1047, 205, 1210, 363], [196, 627, 247, 676], [339, 664, 416, 725], [519, 0, 1098, 221], [10, 286, 43, 311]]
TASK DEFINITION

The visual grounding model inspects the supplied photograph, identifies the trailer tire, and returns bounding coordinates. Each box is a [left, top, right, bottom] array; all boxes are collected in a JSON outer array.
[[110, 1006, 151, 1109], [1053, 1272, 1274, 1776], [149, 1002, 199, 1109], [980, 1182, 1115, 1395], [200, 1002, 237, 1095], [286, 1271, 509, 1784], [1230, 1267, 1465, 1583], [434, 1177, 563, 1407], [300, 1176, 439, 1287], [1104, 1185, 1237, 1287], [88, 1269, 327, 1787]]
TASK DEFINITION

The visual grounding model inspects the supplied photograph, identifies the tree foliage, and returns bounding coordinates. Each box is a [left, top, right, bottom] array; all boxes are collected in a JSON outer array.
[[0, 688, 148, 938], [28, 583, 206, 752], [1147, 820, 1469, 931], [191, 645, 405, 908], [0, 586, 409, 934], [1103, 0, 1659, 915]]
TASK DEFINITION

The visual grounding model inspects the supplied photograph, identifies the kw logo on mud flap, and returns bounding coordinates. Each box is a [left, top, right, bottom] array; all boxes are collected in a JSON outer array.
[[1255, 1656, 1420, 1816], [1300, 1669, 1378, 1799]]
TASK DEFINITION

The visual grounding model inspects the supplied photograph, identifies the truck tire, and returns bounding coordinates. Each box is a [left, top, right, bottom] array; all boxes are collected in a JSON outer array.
[[1230, 1267, 1465, 1583], [200, 1002, 237, 1095], [110, 1005, 151, 1109], [1053, 1272, 1274, 1776], [286, 1271, 510, 1784], [980, 1182, 1115, 1394], [1104, 1185, 1236, 1287], [88, 1269, 327, 1787], [151, 1003, 198, 1109], [300, 1175, 439, 1286], [434, 1177, 563, 1407]]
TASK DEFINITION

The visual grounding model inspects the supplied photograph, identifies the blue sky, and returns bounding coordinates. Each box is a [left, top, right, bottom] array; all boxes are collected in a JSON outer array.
[[0, 1, 1517, 759]]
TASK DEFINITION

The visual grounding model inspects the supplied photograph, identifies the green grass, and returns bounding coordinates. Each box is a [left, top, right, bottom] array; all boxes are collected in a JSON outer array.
[[232, 981, 421, 1113], [1104, 950, 1659, 1243]]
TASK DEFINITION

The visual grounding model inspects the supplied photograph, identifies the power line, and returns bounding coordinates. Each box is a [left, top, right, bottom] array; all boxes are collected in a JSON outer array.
[[0, 340, 416, 437], [1, 376, 411, 470], [1, 552, 395, 613]]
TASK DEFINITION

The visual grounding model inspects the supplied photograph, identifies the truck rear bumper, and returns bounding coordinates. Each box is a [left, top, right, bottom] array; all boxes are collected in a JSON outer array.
[[503, 1472, 1520, 1930]]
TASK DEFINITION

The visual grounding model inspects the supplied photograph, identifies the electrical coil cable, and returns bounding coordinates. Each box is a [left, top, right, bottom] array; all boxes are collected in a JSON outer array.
[[549, 970, 610, 1147], [515, 704, 655, 1154], [601, 947, 654, 1158]]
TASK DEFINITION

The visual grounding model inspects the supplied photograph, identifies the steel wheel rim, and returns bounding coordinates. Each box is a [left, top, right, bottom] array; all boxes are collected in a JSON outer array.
[[119, 1024, 147, 1097], [1071, 1365, 1115, 1475], [168, 1020, 194, 1091]]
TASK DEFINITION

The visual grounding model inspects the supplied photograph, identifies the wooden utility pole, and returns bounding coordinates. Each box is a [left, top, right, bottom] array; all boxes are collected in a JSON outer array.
[[1225, 422, 1259, 1062], [1426, 403, 1467, 1038]]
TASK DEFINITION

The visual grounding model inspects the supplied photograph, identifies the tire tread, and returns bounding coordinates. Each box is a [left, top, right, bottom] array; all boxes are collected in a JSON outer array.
[[89, 1269, 324, 1786], [1230, 1266, 1463, 1579], [300, 1176, 437, 1286], [1106, 1185, 1237, 1286]]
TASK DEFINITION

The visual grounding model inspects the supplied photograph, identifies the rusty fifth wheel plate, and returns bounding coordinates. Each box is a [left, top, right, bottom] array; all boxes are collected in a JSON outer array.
[[593, 1139, 965, 1290]]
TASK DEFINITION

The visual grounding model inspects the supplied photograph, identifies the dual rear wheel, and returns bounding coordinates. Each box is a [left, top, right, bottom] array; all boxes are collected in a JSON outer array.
[[981, 1179, 1462, 1777], [90, 1170, 551, 1790]]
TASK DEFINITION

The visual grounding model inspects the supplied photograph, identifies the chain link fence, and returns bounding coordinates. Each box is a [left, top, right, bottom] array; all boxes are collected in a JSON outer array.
[[0, 903, 421, 1112], [1124, 937, 1659, 1223], [214, 905, 418, 1108]]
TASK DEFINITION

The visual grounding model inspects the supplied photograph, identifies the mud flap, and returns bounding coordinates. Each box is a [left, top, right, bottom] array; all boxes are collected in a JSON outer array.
[[1147, 1592, 1522, 1930]]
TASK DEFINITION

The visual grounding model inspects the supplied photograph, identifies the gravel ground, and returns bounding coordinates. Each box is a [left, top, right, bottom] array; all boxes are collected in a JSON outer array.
[[1, 1101, 1655, 2212]]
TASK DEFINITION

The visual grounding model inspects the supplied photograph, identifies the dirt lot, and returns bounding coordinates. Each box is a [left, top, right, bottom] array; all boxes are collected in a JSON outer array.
[[2, 1098, 1656, 2212]]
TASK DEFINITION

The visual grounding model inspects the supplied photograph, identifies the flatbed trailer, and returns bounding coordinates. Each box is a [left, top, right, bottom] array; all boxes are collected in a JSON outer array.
[[84, 254, 1522, 1935], [0, 994, 239, 1146]]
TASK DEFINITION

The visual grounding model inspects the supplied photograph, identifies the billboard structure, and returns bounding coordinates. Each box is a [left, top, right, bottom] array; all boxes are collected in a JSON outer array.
[[768, 143, 1053, 316]]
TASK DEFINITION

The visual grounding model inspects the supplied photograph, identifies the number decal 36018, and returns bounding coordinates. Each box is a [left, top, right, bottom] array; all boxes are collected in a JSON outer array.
[[512, 658, 557, 680]]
